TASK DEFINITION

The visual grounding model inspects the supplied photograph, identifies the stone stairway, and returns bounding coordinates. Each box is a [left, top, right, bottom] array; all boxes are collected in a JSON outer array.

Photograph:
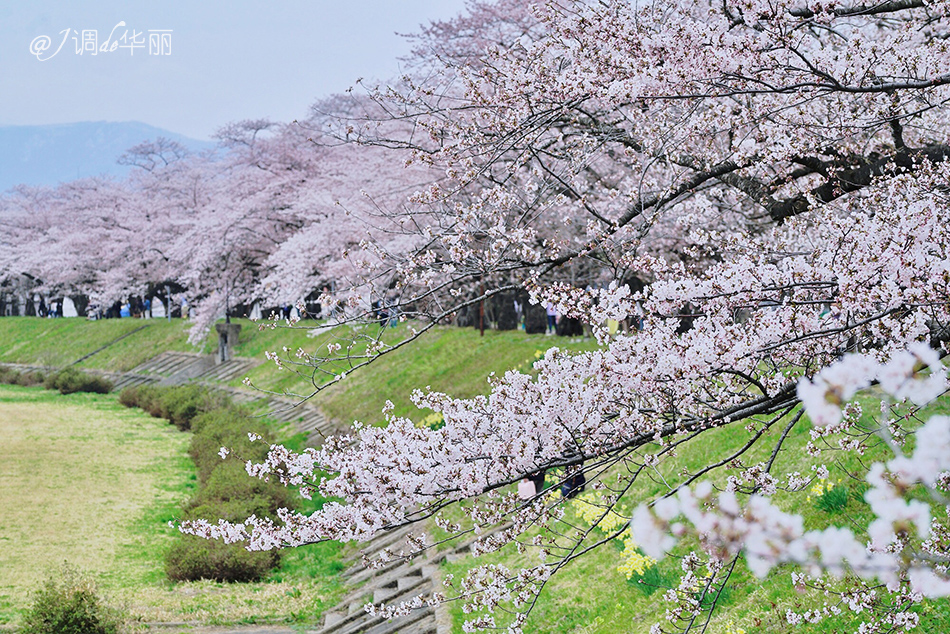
[[88, 351, 258, 392], [313, 525, 445, 634], [208, 386, 338, 444], [126, 351, 258, 385], [45, 351, 337, 442], [311, 520, 516, 634], [129, 351, 214, 380], [264, 397, 336, 443], [109, 372, 160, 391]]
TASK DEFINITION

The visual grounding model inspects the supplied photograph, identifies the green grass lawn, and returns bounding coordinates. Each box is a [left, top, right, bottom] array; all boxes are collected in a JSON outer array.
[[0, 384, 192, 624], [0, 317, 210, 372], [0, 384, 342, 629]]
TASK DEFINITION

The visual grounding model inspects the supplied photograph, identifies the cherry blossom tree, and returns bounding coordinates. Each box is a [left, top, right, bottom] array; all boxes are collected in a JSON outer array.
[[0, 114, 434, 335], [0, 177, 155, 308], [182, 1, 950, 632]]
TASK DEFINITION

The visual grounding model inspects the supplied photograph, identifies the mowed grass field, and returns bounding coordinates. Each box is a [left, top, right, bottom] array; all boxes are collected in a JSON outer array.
[[0, 384, 192, 624], [0, 384, 342, 629]]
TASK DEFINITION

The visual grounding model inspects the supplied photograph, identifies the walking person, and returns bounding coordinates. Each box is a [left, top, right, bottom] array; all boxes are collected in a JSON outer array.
[[545, 301, 557, 335]]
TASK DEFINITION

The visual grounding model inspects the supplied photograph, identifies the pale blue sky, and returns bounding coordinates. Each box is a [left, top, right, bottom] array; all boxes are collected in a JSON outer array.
[[0, 1, 468, 139]]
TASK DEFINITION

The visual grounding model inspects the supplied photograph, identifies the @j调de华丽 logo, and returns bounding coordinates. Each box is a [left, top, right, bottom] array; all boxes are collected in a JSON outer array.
[[30, 22, 171, 61]]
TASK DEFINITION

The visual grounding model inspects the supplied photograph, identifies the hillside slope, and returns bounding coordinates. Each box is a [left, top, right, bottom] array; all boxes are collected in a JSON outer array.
[[0, 121, 215, 191]]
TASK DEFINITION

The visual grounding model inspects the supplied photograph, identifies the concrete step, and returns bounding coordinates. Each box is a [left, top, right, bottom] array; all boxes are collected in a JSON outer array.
[[354, 526, 419, 558], [334, 604, 434, 634], [128, 352, 170, 373], [335, 562, 421, 608], [227, 359, 258, 379], [111, 374, 159, 391], [373, 572, 422, 604], [194, 358, 260, 382], [363, 608, 435, 634], [269, 405, 303, 424], [138, 352, 187, 375], [156, 358, 216, 385], [322, 610, 346, 628], [146, 355, 189, 376], [196, 365, 227, 381], [111, 377, 135, 391], [343, 527, 417, 576], [345, 556, 411, 588], [398, 572, 424, 591], [315, 580, 434, 634], [151, 353, 185, 372], [298, 412, 329, 431]]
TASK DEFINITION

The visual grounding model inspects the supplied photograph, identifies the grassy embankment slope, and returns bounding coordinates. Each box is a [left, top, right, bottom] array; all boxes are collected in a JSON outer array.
[[2, 317, 947, 633], [438, 389, 950, 634], [0, 317, 210, 371], [221, 318, 596, 424], [0, 316, 593, 423]]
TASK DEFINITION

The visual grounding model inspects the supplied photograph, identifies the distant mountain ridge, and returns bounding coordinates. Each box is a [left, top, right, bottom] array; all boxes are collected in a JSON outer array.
[[0, 121, 216, 192]]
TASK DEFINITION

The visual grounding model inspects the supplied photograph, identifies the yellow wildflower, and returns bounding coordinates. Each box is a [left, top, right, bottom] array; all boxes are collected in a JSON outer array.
[[571, 492, 626, 533], [616, 534, 657, 579]]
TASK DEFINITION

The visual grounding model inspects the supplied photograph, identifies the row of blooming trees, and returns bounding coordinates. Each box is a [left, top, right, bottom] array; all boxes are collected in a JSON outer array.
[[182, 0, 950, 632], [0, 114, 440, 340]]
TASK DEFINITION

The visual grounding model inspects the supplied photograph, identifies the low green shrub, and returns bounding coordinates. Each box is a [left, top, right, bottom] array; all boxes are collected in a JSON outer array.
[[121, 386, 299, 585], [118, 384, 168, 419], [189, 405, 245, 436], [14, 370, 46, 387], [0, 365, 20, 384], [162, 384, 208, 431], [43, 368, 113, 395], [165, 534, 280, 583], [139, 385, 167, 418], [117, 385, 141, 408], [165, 401, 291, 584], [183, 498, 283, 524], [118, 384, 224, 430], [189, 407, 272, 483], [42, 371, 61, 391], [188, 460, 294, 513], [19, 564, 126, 634]]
